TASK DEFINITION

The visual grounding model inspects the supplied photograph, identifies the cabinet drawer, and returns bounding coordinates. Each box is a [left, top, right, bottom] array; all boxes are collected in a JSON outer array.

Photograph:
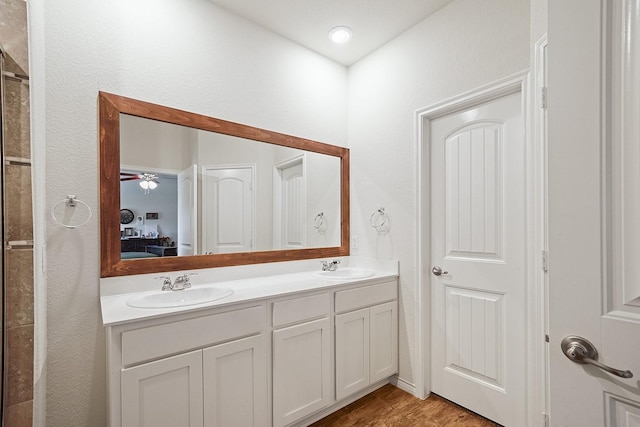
[[272, 293, 329, 328], [335, 281, 397, 313], [122, 305, 265, 366]]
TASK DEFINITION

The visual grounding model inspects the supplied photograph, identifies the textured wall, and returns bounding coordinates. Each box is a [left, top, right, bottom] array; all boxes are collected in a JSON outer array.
[[347, 0, 530, 387], [29, 0, 347, 425]]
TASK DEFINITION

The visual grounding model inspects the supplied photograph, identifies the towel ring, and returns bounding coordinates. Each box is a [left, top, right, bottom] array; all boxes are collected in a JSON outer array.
[[314, 212, 327, 232], [51, 195, 92, 229], [370, 207, 388, 231], [313, 212, 325, 229]]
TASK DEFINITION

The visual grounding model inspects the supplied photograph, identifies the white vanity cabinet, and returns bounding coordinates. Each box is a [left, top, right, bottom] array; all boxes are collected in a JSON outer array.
[[121, 349, 204, 427], [103, 266, 400, 427], [108, 303, 268, 427], [335, 281, 398, 401], [203, 334, 267, 426], [271, 292, 332, 427]]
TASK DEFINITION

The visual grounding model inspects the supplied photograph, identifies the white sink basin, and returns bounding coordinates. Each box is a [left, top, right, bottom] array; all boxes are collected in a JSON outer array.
[[127, 287, 234, 309], [313, 268, 375, 280]]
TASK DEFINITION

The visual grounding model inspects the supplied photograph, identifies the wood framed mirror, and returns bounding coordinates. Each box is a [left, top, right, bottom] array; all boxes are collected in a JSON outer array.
[[99, 92, 349, 277]]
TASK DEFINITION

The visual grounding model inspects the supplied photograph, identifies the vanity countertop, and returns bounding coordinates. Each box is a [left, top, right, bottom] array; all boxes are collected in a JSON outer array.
[[100, 257, 398, 326]]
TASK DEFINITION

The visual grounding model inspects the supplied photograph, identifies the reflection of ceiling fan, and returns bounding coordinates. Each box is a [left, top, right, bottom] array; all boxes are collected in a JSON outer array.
[[120, 172, 159, 193]]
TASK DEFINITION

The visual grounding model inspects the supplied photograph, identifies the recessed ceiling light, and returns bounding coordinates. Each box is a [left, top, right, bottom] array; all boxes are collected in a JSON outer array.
[[329, 26, 352, 44]]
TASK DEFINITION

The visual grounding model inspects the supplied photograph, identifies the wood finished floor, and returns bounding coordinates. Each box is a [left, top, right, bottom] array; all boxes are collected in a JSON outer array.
[[310, 384, 500, 427]]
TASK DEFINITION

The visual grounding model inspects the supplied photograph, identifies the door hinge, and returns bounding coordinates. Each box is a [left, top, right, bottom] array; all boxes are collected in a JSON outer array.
[[543, 412, 550, 427], [545, 334, 550, 343], [541, 86, 548, 109], [542, 250, 548, 273]]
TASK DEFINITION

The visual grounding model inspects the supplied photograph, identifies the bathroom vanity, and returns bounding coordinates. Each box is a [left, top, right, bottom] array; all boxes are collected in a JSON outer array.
[[100, 258, 398, 427], [98, 92, 394, 426]]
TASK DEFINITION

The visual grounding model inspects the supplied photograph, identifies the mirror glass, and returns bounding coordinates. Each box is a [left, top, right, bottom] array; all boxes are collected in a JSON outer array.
[[119, 114, 341, 256], [100, 92, 350, 277]]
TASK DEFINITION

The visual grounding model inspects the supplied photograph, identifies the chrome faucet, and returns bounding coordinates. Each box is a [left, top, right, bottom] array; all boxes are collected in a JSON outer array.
[[321, 259, 341, 271], [157, 273, 197, 291]]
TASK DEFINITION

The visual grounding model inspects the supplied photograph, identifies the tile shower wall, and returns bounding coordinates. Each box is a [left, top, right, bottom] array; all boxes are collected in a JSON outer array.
[[1, 0, 34, 424]]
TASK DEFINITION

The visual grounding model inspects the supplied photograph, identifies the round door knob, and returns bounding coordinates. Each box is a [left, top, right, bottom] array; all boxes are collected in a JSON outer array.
[[432, 266, 448, 276]]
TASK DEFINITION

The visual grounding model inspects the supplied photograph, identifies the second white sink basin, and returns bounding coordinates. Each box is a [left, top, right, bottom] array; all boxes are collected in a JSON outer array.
[[127, 286, 234, 309], [313, 268, 375, 280]]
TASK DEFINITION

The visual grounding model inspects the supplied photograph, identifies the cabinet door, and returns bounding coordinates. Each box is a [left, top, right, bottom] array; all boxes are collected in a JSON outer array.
[[121, 350, 203, 427], [203, 334, 268, 427], [335, 308, 370, 400], [370, 301, 398, 383], [273, 317, 331, 427]]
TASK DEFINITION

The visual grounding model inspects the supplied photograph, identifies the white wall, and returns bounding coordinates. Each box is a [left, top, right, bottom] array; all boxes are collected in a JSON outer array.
[[30, 0, 347, 424], [347, 0, 530, 387], [120, 114, 195, 172], [305, 151, 341, 248]]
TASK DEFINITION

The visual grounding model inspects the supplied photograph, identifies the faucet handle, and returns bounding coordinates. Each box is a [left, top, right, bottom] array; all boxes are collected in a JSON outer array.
[[182, 272, 198, 288], [155, 275, 172, 291], [173, 273, 198, 290], [321, 260, 330, 271]]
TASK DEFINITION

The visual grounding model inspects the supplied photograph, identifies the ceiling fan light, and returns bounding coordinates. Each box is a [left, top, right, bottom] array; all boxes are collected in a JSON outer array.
[[148, 180, 158, 190], [329, 26, 352, 44], [139, 180, 149, 190]]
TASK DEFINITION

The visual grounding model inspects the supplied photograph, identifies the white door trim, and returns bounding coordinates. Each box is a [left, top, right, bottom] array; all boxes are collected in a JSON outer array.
[[415, 70, 545, 426], [533, 34, 550, 425]]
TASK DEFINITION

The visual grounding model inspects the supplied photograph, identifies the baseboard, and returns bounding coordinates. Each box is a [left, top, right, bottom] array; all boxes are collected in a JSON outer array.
[[389, 375, 418, 397]]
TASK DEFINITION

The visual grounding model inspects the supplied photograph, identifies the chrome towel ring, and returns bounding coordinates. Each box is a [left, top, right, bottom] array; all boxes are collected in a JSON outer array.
[[370, 207, 389, 232], [51, 195, 92, 229], [314, 212, 327, 232]]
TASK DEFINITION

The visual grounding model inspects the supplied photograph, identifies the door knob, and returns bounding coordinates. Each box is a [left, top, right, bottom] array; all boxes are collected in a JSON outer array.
[[561, 335, 633, 379], [432, 266, 448, 276]]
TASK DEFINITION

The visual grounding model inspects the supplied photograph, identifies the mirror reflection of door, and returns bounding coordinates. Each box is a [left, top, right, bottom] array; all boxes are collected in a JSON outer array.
[[202, 165, 255, 254], [273, 156, 306, 250], [177, 164, 197, 256]]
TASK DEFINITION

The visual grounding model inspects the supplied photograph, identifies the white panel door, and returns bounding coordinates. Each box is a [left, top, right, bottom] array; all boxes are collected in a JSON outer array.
[[430, 91, 525, 425], [177, 164, 197, 256], [121, 350, 203, 427], [272, 317, 331, 427], [335, 308, 370, 400], [203, 335, 268, 427], [548, 1, 640, 425], [202, 166, 254, 254], [274, 157, 306, 249]]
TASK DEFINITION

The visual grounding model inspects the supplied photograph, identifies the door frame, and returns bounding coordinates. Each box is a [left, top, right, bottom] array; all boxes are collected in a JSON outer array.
[[533, 34, 550, 423], [201, 163, 256, 255], [415, 71, 546, 426]]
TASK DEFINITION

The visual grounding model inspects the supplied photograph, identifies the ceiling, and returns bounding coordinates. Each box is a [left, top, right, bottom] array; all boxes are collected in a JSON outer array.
[[208, 0, 455, 66]]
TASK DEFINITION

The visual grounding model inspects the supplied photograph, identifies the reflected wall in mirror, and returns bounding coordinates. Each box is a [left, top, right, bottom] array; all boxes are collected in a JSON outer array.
[[100, 92, 350, 277]]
